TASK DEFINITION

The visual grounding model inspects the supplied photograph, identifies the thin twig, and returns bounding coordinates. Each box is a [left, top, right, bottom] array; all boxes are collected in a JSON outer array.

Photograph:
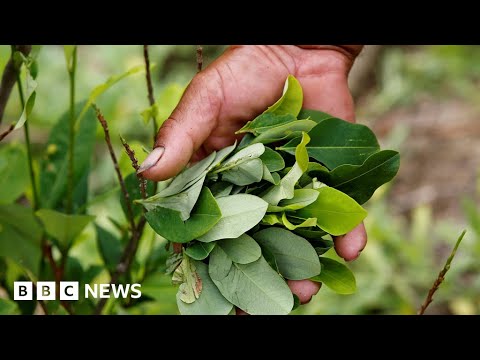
[[418, 230, 467, 315], [94, 106, 145, 315], [143, 45, 155, 107], [0, 45, 31, 124], [41, 242, 74, 315], [31, 282, 49, 315], [143, 45, 158, 142], [196, 45, 203, 72], [120, 135, 147, 199], [94, 105, 136, 234], [0, 123, 14, 142], [173, 243, 183, 254]]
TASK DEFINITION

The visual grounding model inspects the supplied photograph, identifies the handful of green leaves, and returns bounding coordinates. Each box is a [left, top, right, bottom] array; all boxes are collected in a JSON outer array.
[[138, 75, 400, 315]]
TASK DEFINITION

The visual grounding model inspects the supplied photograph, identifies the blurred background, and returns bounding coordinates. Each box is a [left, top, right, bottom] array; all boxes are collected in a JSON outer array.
[[1, 45, 480, 315]]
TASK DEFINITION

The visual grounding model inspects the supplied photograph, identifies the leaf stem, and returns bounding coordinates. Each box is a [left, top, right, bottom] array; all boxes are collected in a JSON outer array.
[[0, 123, 14, 142], [66, 46, 77, 214], [418, 230, 467, 315], [15, 59, 39, 210], [143, 45, 158, 144], [120, 135, 147, 199], [196, 45, 203, 72]]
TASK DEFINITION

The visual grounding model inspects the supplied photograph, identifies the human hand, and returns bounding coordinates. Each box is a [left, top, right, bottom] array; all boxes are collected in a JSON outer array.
[[140, 45, 366, 308]]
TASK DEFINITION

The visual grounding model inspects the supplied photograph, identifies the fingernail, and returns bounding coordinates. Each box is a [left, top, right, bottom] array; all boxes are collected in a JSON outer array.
[[137, 146, 164, 174]]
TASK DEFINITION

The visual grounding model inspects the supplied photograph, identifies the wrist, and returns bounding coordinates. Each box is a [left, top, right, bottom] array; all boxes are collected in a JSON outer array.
[[296, 45, 363, 61]]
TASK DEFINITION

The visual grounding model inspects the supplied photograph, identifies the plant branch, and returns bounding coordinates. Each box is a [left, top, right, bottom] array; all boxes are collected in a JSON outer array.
[[196, 45, 203, 72], [120, 135, 147, 199], [143, 45, 158, 141], [0, 45, 31, 124], [94, 106, 146, 314], [94, 216, 146, 314], [418, 230, 467, 315], [31, 282, 49, 315], [14, 47, 39, 210], [94, 105, 135, 233], [0, 123, 14, 142], [66, 46, 78, 214], [41, 241, 74, 315]]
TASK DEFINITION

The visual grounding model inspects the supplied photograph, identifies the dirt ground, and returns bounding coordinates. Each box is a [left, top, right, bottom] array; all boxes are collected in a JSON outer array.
[[369, 98, 480, 220]]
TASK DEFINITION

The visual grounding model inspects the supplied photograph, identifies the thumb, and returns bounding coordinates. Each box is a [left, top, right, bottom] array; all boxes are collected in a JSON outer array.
[[139, 71, 223, 181]]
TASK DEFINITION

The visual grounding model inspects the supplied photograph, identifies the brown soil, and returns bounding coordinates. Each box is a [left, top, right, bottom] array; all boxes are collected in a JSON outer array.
[[366, 98, 480, 220]]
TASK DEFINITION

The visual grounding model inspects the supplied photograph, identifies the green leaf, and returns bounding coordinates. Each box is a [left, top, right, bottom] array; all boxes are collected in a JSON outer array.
[[0, 205, 42, 276], [317, 150, 400, 204], [261, 213, 316, 230], [14, 72, 37, 130], [253, 227, 320, 280], [262, 245, 279, 272], [311, 257, 356, 294], [281, 213, 317, 230], [310, 239, 334, 255], [76, 64, 146, 125], [36, 209, 95, 251], [237, 133, 255, 149], [292, 294, 301, 311], [0, 298, 20, 315], [212, 143, 265, 174], [237, 113, 296, 135], [158, 151, 217, 198], [0, 144, 28, 204], [120, 172, 155, 219], [141, 103, 160, 125], [197, 194, 268, 242], [95, 225, 122, 273], [261, 213, 283, 226], [296, 186, 367, 236], [63, 45, 77, 71], [252, 119, 317, 145], [262, 164, 280, 185], [299, 162, 330, 187], [297, 109, 334, 123], [40, 101, 97, 211], [267, 189, 319, 212], [265, 74, 303, 117], [156, 83, 186, 127], [221, 158, 264, 186], [177, 261, 233, 315], [139, 175, 205, 221], [293, 227, 327, 241], [279, 118, 380, 169], [260, 147, 285, 172], [63, 45, 77, 72], [262, 132, 310, 205], [185, 242, 216, 261], [172, 253, 202, 304], [165, 252, 183, 274], [209, 182, 233, 198], [145, 187, 222, 243], [209, 246, 293, 315], [217, 234, 262, 264], [206, 142, 238, 172]]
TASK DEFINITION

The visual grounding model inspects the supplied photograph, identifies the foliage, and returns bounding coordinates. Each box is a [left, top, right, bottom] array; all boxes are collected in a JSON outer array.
[[0, 45, 476, 315], [139, 75, 399, 315]]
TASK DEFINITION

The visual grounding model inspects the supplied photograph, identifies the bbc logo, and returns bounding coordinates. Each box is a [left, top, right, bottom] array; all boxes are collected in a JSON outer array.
[[14, 281, 78, 301]]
